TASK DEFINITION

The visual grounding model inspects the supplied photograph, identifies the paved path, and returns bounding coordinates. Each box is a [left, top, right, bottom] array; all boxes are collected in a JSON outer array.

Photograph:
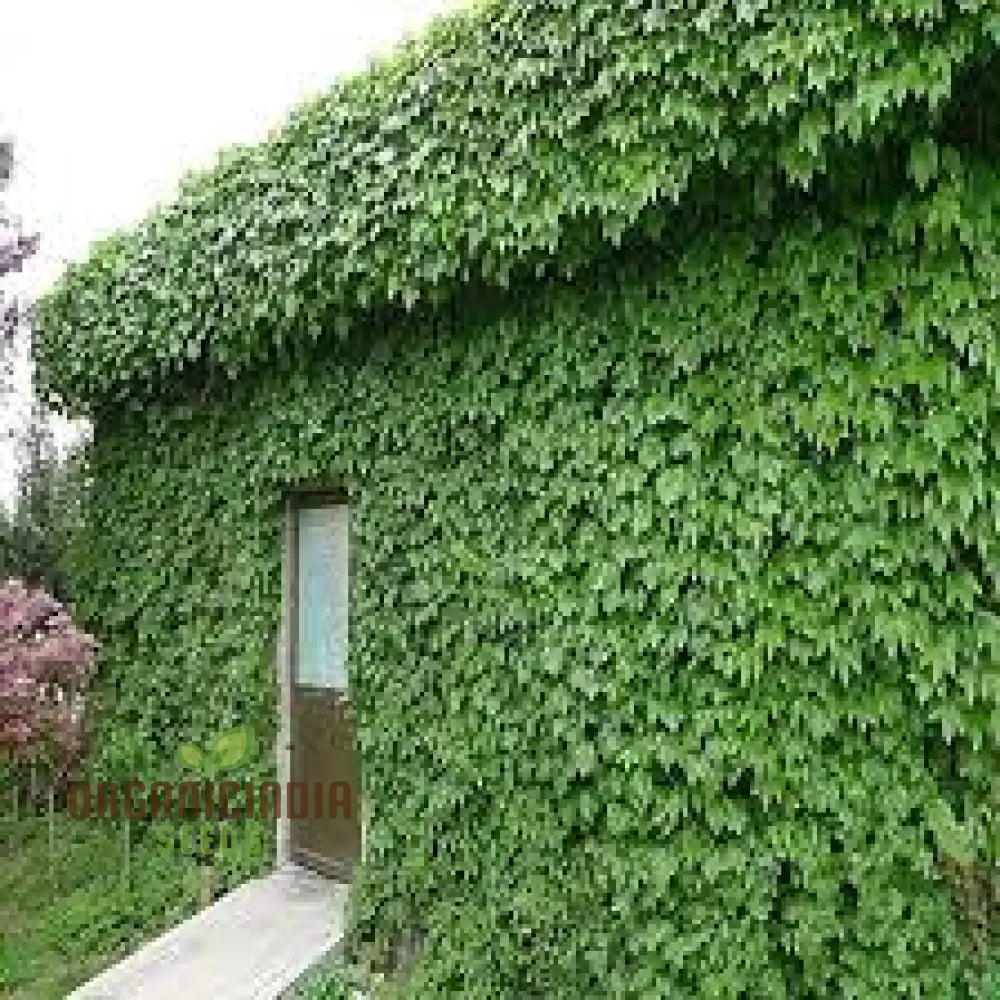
[[69, 865, 348, 1000]]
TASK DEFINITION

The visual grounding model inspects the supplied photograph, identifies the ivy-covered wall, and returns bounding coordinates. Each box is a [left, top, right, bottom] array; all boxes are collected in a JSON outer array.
[[30, 0, 1000, 994], [66, 150, 1000, 995], [32, 0, 1000, 415]]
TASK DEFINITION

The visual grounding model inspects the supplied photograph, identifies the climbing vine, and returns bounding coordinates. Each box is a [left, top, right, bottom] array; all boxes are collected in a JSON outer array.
[[31, 0, 1000, 995], [32, 0, 1000, 412]]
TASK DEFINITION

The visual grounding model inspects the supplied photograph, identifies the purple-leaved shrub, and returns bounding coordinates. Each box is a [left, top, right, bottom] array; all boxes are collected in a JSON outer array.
[[0, 578, 97, 771]]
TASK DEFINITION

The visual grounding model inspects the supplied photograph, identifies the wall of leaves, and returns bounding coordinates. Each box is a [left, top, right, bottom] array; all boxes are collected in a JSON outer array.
[[32, 0, 1000, 416], [65, 146, 1000, 995], [31, 0, 1000, 994]]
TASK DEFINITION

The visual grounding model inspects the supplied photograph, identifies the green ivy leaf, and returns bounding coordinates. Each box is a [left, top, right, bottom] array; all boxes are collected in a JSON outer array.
[[908, 139, 939, 192]]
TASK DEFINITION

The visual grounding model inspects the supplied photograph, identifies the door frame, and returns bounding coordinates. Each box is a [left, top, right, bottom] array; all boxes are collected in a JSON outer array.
[[276, 489, 363, 874]]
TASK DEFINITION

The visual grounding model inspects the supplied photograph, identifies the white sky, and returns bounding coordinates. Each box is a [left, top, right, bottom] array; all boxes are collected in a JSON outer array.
[[0, 0, 463, 507]]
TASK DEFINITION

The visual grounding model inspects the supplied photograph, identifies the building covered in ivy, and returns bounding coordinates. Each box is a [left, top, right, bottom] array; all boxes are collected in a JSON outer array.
[[33, 1, 1000, 995]]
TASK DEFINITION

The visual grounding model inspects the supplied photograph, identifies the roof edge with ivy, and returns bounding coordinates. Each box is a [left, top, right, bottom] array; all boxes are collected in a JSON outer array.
[[32, 0, 1000, 414]]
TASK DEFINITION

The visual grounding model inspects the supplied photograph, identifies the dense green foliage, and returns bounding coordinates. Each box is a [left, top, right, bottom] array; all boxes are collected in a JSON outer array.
[[288, 957, 371, 1000], [33, 0, 1000, 415], [0, 413, 83, 603], [55, 161, 1000, 994], [29, 0, 1000, 995]]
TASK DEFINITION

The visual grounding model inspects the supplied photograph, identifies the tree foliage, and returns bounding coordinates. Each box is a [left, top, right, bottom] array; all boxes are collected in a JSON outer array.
[[0, 404, 81, 602], [0, 137, 39, 406], [0, 579, 97, 770], [0, 137, 81, 603]]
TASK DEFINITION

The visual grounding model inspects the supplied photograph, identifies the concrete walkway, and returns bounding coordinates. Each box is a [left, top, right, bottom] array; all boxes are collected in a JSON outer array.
[[69, 865, 348, 1000]]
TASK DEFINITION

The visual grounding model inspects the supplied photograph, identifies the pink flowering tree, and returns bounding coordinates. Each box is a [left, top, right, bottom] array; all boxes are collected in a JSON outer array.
[[0, 578, 97, 776]]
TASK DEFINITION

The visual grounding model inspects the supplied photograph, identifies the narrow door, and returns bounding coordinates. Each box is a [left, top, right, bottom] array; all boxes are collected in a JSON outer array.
[[289, 499, 360, 880]]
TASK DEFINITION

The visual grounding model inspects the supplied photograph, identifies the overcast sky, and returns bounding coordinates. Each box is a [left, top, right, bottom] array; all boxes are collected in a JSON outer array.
[[0, 0, 462, 507]]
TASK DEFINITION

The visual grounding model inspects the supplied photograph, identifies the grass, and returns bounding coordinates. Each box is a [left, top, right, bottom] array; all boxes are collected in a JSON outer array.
[[0, 808, 210, 999]]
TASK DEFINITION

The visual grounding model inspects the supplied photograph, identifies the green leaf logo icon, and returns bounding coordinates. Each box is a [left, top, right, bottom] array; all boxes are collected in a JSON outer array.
[[177, 743, 205, 770], [207, 725, 255, 772]]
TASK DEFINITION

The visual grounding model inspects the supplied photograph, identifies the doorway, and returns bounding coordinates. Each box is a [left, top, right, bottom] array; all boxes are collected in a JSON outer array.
[[281, 495, 360, 881]]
